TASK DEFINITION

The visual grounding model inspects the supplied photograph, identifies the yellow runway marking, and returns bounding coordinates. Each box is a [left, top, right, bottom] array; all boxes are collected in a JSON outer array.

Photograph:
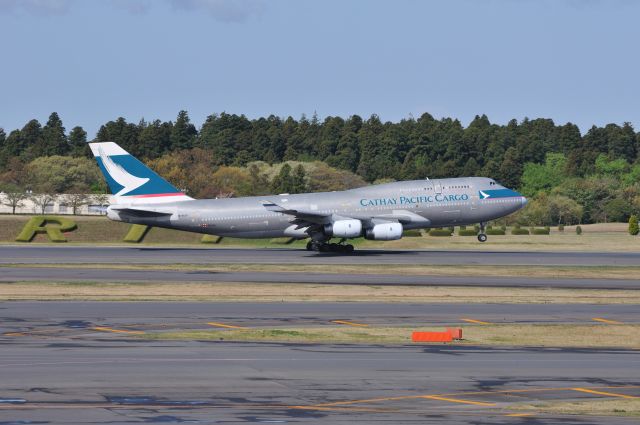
[[289, 405, 395, 413], [461, 318, 492, 325], [331, 320, 368, 327], [592, 318, 623, 324], [3, 332, 26, 336], [92, 326, 145, 335], [207, 322, 247, 329], [310, 385, 640, 408], [505, 413, 534, 417], [572, 388, 638, 399], [422, 395, 496, 406]]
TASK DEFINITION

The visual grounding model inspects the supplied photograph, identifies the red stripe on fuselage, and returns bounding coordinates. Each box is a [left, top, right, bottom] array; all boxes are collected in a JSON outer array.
[[126, 193, 186, 198]]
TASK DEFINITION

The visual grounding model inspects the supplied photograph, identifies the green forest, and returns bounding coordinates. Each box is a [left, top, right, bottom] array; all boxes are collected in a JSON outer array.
[[1, 111, 639, 225]]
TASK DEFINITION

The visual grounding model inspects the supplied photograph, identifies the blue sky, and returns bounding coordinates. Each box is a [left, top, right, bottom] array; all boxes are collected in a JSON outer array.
[[0, 0, 638, 137]]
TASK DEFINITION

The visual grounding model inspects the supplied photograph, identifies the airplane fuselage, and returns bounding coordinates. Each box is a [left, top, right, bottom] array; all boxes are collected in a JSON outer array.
[[108, 177, 526, 239]]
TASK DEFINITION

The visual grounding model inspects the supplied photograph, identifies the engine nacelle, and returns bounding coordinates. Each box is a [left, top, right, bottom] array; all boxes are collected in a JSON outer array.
[[324, 219, 362, 238], [365, 222, 403, 241]]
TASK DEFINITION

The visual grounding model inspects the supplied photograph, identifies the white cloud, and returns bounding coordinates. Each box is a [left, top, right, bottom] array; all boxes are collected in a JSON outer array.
[[0, 0, 265, 21], [110, 0, 154, 15], [169, 0, 265, 23], [0, 0, 74, 16]]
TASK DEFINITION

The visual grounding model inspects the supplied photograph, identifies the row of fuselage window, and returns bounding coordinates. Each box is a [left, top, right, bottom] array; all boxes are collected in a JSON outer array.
[[196, 198, 516, 223]]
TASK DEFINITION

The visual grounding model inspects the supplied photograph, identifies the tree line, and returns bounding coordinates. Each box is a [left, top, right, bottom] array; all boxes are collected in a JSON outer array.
[[1, 111, 639, 224]]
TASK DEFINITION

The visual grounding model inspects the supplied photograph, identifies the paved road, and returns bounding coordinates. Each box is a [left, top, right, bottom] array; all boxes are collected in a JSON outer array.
[[1, 334, 639, 424], [2, 265, 640, 289], [2, 302, 639, 424], [2, 245, 640, 266], [2, 302, 639, 329]]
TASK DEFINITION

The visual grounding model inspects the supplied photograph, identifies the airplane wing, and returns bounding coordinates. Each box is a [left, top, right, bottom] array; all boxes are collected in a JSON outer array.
[[262, 201, 430, 227], [261, 201, 332, 225]]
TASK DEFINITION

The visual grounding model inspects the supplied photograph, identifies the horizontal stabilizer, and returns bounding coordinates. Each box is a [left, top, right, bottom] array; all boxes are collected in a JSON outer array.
[[111, 207, 174, 218]]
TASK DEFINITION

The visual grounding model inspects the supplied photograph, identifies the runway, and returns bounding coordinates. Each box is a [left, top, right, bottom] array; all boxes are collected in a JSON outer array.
[[2, 245, 640, 266], [1, 308, 639, 424], [2, 265, 640, 289], [2, 302, 639, 330], [2, 245, 640, 424]]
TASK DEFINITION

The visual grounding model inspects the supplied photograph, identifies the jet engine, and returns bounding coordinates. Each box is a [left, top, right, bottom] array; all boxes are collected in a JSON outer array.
[[364, 222, 403, 240], [323, 219, 362, 238]]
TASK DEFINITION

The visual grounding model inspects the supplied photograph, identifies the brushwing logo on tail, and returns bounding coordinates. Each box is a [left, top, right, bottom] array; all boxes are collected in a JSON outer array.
[[98, 147, 149, 196]]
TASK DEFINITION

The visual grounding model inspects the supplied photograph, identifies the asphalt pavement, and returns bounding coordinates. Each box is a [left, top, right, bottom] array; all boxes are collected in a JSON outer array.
[[1, 330, 639, 424], [2, 266, 640, 289], [2, 245, 640, 266], [2, 301, 639, 328]]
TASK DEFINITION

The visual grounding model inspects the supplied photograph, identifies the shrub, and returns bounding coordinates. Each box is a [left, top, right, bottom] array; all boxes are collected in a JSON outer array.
[[201, 235, 223, 244], [532, 228, 550, 235], [458, 226, 478, 236], [576, 225, 582, 235], [429, 228, 453, 237], [558, 224, 564, 232], [15, 216, 77, 243], [486, 228, 506, 235], [123, 224, 152, 243], [501, 225, 507, 231], [403, 229, 422, 237], [511, 227, 530, 235], [629, 215, 639, 236]]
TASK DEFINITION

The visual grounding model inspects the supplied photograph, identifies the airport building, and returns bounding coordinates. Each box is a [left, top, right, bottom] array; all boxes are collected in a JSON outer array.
[[0, 192, 110, 215]]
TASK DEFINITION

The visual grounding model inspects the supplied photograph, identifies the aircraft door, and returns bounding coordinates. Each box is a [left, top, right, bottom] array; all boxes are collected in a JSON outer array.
[[434, 182, 442, 194]]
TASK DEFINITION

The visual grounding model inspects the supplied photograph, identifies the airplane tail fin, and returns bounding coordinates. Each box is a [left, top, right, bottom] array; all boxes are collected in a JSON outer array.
[[89, 142, 193, 204]]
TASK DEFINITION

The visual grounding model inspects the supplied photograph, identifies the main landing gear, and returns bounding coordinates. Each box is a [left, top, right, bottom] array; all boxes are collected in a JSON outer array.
[[477, 222, 487, 243], [306, 240, 354, 253]]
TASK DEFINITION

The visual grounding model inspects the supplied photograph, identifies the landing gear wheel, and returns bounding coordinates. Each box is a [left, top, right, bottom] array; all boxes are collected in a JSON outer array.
[[318, 243, 330, 252], [477, 233, 487, 243], [329, 243, 339, 252], [306, 241, 313, 251], [345, 244, 354, 253]]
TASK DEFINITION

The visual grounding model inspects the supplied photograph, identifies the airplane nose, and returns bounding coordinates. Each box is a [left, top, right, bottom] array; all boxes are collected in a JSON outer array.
[[521, 196, 528, 207]]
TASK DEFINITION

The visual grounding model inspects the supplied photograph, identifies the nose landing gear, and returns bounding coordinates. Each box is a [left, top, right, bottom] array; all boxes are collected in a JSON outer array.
[[478, 222, 488, 242]]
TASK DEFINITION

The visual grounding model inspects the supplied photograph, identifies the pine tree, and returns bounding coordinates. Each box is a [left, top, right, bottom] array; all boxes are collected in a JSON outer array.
[[68, 126, 88, 157], [499, 147, 522, 188], [20, 119, 43, 161], [170, 110, 197, 150], [270, 163, 293, 194], [41, 112, 69, 156], [291, 164, 307, 194]]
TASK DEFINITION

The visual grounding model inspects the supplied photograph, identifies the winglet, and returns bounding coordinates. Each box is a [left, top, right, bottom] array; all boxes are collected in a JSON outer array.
[[261, 200, 286, 212]]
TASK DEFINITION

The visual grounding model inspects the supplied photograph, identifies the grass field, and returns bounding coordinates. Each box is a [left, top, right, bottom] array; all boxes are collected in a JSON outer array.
[[141, 324, 640, 349], [513, 399, 640, 417], [2, 281, 639, 303], [1, 214, 639, 251], [5, 262, 640, 280]]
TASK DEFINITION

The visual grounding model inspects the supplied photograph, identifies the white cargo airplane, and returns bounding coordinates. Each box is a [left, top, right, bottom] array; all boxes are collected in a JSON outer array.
[[90, 142, 527, 252]]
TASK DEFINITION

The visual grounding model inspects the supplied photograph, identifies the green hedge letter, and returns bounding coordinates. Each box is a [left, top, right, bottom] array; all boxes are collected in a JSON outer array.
[[16, 216, 77, 243], [123, 224, 151, 243]]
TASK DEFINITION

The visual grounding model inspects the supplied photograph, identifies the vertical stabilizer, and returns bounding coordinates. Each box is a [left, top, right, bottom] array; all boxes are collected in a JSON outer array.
[[89, 142, 193, 203]]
